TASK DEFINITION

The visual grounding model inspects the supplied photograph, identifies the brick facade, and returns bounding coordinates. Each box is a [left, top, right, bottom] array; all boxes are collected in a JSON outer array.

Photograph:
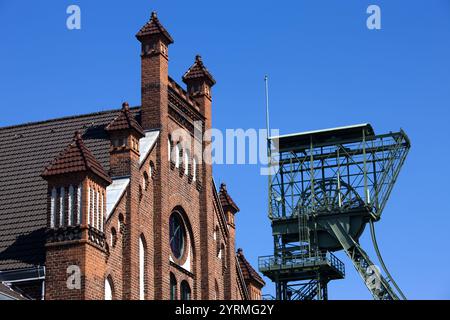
[[31, 11, 265, 300]]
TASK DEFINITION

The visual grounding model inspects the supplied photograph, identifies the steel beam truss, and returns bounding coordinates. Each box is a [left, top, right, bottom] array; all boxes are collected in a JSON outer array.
[[260, 128, 410, 300], [269, 130, 410, 221]]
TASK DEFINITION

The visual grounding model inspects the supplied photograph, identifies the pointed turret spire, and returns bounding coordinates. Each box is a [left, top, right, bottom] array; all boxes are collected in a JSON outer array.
[[41, 131, 111, 184], [183, 55, 216, 87], [136, 11, 174, 44], [105, 102, 145, 138]]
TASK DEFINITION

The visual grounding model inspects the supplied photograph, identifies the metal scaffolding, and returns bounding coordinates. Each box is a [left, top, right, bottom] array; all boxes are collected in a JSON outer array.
[[259, 123, 410, 300]]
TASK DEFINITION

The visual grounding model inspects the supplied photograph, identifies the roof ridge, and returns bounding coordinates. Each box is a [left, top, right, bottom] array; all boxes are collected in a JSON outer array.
[[237, 248, 265, 286], [0, 106, 141, 132]]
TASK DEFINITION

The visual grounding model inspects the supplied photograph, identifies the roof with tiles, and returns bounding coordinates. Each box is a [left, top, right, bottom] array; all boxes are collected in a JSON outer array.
[[219, 183, 240, 213], [105, 102, 145, 137], [236, 248, 265, 287], [136, 11, 174, 44], [182, 55, 216, 86], [0, 107, 140, 270], [42, 131, 112, 185]]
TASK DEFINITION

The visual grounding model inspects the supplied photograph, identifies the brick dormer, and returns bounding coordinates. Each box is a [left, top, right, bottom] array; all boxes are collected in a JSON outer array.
[[183, 55, 216, 101], [106, 102, 145, 177], [41, 131, 111, 300]]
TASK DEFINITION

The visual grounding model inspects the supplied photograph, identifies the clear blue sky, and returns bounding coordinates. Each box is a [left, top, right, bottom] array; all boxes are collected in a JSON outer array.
[[1, 1, 449, 299]]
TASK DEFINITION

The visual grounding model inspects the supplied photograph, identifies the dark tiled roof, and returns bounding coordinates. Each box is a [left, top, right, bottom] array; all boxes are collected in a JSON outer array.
[[182, 55, 216, 86], [0, 107, 140, 271], [105, 102, 145, 137], [236, 248, 265, 287], [136, 11, 174, 44], [219, 183, 239, 213], [42, 131, 112, 185]]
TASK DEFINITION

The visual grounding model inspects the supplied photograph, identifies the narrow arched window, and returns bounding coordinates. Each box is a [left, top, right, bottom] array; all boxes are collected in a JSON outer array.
[[77, 184, 82, 225], [149, 161, 155, 179], [118, 213, 124, 234], [143, 171, 149, 191], [68, 185, 74, 226], [175, 144, 180, 168], [169, 212, 186, 260], [192, 157, 197, 182], [105, 276, 114, 300], [50, 188, 57, 228], [110, 227, 117, 248], [215, 226, 220, 257], [221, 243, 227, 273], [139, 236, 146, 300], [181, 281, 191, 300], [184, 149, 189, 175], [170, 273, 177, 300], [168, 136, 172, 162], [60, 187, 65, 227]]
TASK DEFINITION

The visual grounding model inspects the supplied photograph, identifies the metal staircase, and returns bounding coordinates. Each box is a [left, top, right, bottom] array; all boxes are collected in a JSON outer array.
[[288, 280, 319, 300]]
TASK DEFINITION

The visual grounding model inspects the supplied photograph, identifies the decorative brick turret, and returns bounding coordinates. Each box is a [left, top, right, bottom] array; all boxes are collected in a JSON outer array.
[[137, 11, 173, 131], [136, 11, 173, 299], [41, 131, 112, 300], [183, 55, 216, 298], [106, 102, 145, 178], [106, 102, 146, 299]]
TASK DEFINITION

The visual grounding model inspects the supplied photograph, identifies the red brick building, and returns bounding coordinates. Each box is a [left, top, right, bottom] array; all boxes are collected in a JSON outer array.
[[0, 11, 264, 300]]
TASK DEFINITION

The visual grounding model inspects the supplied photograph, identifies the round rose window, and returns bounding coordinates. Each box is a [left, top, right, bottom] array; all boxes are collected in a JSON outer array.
[[169, 212, 186, 259]]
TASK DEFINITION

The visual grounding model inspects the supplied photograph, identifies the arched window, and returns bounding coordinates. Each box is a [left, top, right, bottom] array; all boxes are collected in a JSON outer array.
[[180, 281, 191, 300], [105, 276, 114, 300], [170, 273, 177, 300], [149, 161, 155, 179], [192, 157, 197, 181], [118, 213, 124, 234], [184, 149, 189, 176], [110, 227, 117, 248], [68, 185, 74, 226], [168, 136, 172, 162], [169, 212, 186, 260], [50, 187, 57, 228], [143, 171, 149, 191], [215, 226, 220, 256], [139, 236, 146, 300], [175, 143, 181, 168], [60, 187, 65, 227], [221, 243, 227, 273]]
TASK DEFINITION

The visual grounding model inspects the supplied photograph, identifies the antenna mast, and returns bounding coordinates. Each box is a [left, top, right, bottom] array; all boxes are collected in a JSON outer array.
[[264, 75, 271, 156]]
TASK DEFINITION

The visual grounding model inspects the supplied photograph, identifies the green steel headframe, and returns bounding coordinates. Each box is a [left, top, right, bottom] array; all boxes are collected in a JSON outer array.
[[268, 124, 410, 222], [259, 124, 410, 300]]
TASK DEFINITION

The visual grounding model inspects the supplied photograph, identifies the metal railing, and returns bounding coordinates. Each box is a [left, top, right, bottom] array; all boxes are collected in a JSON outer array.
[[259, 251, 345, 276]]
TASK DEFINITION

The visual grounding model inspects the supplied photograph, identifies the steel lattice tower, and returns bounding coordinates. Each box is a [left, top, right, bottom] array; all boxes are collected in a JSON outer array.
[[259, 124, 410, 300]]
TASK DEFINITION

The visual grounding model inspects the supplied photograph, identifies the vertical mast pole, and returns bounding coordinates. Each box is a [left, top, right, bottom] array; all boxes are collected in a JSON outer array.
[[264, 75, 271, 156]]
